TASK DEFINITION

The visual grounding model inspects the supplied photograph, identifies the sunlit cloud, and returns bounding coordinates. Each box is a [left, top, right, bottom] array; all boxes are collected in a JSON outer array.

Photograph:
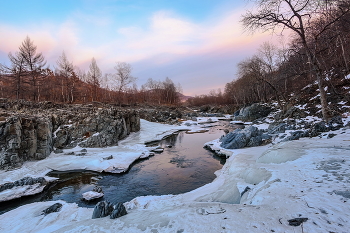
[[0, 5, 276, 95]]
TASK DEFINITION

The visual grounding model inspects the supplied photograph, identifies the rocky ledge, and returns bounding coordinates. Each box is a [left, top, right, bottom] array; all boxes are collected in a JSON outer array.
[[0, 99, 140, 170]]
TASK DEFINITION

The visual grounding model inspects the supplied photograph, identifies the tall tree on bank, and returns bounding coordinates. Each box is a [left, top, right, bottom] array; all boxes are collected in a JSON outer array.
[[19, 36, 47, 101], [242, 0, 350, 121], [87, 58, 102, 102], [113, 62, 136, 105], [56, 51, 74, 103], [1, 51, 27, 100]]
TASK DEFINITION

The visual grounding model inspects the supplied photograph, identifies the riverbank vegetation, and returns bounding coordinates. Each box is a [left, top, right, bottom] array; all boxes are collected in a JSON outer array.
[[0, 38, 182, 105], [188, 0, 350, 121], [1, 0, 350, 121]]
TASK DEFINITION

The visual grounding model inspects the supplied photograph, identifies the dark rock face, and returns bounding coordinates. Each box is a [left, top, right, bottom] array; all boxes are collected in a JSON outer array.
[[329, 115, 344, 130], [0, 116, 53, 169], [288, 218, 308, 226], [0, 106, 141, 169], [92, 201, 128, 219], [282, 130, 309, 141], [220, 126, 264, 149], [0, 177, 47, 192], [110, 203, 127, 219], [55, 109, 140, 148], [275, 106, 307, 120], [93, 186, 103, 193], [309, 121, 329, 137], [42, 203, 63, 215], [233, 104, 272, 122], [138, 107, 182, 124], [92, 201, 115, 219]]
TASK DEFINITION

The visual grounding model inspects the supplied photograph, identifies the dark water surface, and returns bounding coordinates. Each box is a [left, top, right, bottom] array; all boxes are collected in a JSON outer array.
[[1, 121, 230, 214]]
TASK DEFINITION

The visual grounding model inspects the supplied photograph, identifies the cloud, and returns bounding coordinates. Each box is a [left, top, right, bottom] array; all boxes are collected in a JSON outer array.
[[0, 6, 275, 95]]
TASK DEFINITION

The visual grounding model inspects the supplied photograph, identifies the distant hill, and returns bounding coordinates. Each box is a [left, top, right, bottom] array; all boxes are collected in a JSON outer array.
[[177, 93, 192, 102]]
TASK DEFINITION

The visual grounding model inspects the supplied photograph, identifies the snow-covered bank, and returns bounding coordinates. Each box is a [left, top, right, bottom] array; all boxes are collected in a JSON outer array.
[[0, 120, 188, 181], [1, 123, 349, 232], [0, 120, 190, 202]]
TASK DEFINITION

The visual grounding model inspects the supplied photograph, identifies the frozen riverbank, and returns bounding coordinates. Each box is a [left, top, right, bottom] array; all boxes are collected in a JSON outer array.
[[1, 119, 349, 232], [0, 119, 193, 202]]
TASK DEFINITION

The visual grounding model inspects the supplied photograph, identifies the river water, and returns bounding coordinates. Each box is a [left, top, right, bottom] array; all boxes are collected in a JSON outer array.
[[1, 120, 233, 214]]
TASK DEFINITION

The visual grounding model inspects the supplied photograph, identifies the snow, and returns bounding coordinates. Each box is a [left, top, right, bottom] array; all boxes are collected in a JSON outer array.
[[1, 118, 350, 232], [0, 183, 46, 202], [91, 132, 100, 137], [0, 201, 92, 233], [310, 94, 320, 100], [0, 120, 190, 184], [295, 104, 307, 110], [230, 120, 252, 125], [302, 84, 312, 90], [82, 191, 104, 201], [252, 123, 269, 130]]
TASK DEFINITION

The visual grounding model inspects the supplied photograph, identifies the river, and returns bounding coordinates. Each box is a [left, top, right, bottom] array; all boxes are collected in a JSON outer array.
[[0, 120, 234, 214]]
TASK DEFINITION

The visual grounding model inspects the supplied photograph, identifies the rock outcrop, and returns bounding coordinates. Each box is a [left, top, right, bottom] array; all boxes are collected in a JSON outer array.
[[42, 203, 63, 215], [92, 201, 127, 219], [54, 109, 140, 148], [0, 177, 47, 192], [0, 176, 49, 202], [0, 101, 141, 170], [0, 116, 53, 169], [92, 201, 115, 219], [220, 126, 267, 149], [232, 103, 272, 122], [110, 203, 127, 219]]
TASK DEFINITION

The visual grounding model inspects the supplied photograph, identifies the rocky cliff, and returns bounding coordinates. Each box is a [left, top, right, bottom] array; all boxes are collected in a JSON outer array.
[[0, 100, 140, 170]]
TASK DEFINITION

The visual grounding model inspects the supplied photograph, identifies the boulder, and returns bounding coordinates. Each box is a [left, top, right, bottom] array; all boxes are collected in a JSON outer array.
[[42, 203, 63, 215], [309, 121, 329, 137], [110, 203, 127, 219], [288, 218, 308, 226], [92, 201, 114, 219], [282, 130, 309, 141], [220, 126, 263, 149], [278, 106, 307, 119], [93, 186, 103, 193], [329, 115, 344, 130], [233, 104, 272, 122]]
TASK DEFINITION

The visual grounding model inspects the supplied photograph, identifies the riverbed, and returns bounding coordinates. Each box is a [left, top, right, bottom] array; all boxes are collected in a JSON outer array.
[[0, 120, 232, 214]]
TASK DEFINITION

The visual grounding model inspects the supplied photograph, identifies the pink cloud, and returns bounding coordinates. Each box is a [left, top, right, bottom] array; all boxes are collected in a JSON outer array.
[[0, 6, 287, 95]]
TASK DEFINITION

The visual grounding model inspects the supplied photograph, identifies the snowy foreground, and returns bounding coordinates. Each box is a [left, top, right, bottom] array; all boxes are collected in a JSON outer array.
[[1, 117, 350, 232]]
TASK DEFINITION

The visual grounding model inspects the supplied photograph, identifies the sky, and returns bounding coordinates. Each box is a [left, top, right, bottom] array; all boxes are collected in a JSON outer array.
[[0, 0, 276, 96]]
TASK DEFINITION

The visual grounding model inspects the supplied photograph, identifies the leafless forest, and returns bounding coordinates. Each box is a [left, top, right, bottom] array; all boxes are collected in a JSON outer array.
[[0, 37, 182, 106], [1, 0, 350, 121], [189, 0, 350, 121]]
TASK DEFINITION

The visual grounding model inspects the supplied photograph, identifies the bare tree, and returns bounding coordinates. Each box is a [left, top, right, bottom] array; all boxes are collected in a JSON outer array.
[[19, 36, 47, 101], [1, 51, 27, 100], [56, 51, 74, 103], [242, 0, 350, 121], [87, 57, 102, 102], [112, 62, 136, 105]]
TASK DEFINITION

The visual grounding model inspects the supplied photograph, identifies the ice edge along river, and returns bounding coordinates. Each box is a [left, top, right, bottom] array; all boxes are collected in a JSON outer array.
[[1, 116, 350, 233]]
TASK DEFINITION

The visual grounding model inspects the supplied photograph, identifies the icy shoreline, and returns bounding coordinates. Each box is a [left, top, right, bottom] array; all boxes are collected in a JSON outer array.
[[0, 119, 193, 202], [1, 117, 350, 232], [0, 117, 221, 203]]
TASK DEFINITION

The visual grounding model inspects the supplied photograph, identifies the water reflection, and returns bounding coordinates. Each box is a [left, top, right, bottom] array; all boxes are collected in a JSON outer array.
[[0, 121, 231, 214]]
